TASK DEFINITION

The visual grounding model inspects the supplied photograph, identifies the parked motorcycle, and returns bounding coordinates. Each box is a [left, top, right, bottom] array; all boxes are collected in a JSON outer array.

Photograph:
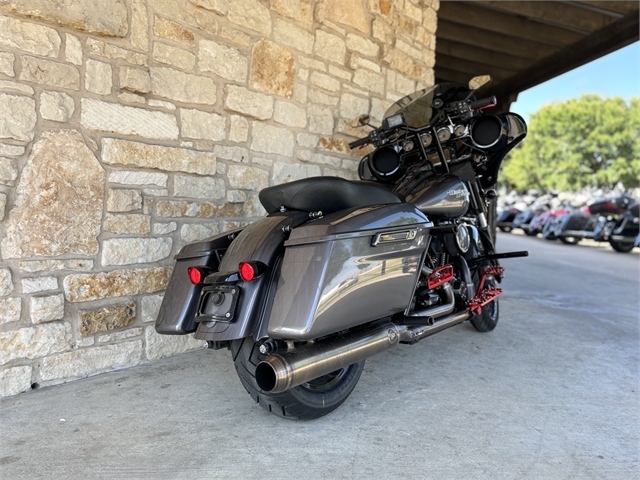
[[155, 77, 528, 419], [497, 207, 520, 232]]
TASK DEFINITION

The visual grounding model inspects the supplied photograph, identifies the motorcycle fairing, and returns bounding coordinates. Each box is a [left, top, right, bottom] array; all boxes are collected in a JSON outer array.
[[267, 203, 431, 341]]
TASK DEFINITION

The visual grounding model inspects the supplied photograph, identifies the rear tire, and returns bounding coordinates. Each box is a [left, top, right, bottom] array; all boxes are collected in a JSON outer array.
[[231, 337, 365, 420], [499, 226, 512, 233], [609, 239, 635, 253]]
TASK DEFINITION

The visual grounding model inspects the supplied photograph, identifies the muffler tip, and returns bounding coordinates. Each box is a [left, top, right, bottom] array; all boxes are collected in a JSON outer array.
[[255, 361, 277, 392]]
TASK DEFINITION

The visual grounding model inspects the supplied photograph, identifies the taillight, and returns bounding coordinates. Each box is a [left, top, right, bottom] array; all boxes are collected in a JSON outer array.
[[239, 262, 255, 282], [188, 266, 205, 285]]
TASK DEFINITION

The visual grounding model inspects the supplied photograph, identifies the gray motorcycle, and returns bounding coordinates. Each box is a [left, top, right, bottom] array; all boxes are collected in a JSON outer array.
[[155, 77, 528, 419]]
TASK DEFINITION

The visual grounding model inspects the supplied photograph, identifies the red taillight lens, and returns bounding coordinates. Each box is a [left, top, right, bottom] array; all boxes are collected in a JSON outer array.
[[188, 267, 203, 285], [239, 262, 255, 282]]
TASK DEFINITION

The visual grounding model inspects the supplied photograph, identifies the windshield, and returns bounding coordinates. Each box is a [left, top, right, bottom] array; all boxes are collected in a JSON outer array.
[[384, 83, 473, 128], [384, 87, 437, 128]]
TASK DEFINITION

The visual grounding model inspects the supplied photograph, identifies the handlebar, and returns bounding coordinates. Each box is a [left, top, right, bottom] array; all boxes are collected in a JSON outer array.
[[349, 135, 372, 149], [469, 96, 497, 111]]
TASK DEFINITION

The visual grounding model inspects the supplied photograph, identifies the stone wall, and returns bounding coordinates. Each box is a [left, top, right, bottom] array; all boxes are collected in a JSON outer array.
[[0, 0, 438, 397]]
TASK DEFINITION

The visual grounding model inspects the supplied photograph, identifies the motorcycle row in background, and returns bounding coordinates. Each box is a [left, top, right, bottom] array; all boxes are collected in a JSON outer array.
[[497, 188, 640, 253]]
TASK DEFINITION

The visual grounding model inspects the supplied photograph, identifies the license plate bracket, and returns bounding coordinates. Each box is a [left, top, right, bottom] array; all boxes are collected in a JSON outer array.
[[196, 285, 239, 322]]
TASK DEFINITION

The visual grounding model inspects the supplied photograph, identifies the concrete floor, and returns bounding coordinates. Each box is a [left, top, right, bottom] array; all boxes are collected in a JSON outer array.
[[1, 233, 638, 479]]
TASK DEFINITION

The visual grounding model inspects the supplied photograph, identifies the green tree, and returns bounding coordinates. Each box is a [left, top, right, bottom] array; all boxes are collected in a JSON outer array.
[[501, 95, 640, 191]]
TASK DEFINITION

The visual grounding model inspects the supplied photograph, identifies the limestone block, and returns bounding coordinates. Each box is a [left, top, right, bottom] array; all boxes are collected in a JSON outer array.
[[345, 33, 379, 57], [150, 67, 216, 105], [103, 214, 150, 234], [19, 260, 93, 273], [39, 341, 143, 382], [310, 72, 340, 92], [148, 99, 176, 111], [189, 0, 228, 15], [251, 122, 295, 156], [219, 27, 250, 47], [314, 30, 346, 65], [298, 56, 326, 71], [382, 46, 413, 75], [118, 92, 145, 104], [227, 0, 271, 35], [84, 59, 112, 95], [0, 52, 15, 76], [371, 97, 389, 123], [0, 191, 5, 220], [152, 42, 196, 71], [0, 157, 18, 186], [65, 34, 82, 65], [297, 133, 319, 148], [0, 144, 24, 156], [274, 19, 314, 54], [308, 105, 334, 135], [20, 56, 79, 90], [86, 38, 147, 66], [0, 322, 70, 365], [213, 145, 249, 163], [22, 277, 57, 294], [0, 79, 34, 95], [224, 85, 273, 120], [108, 170, 168, 187], [319, 137, 350, 155], [119, 66, 150, 94], [102, 238, 172, 266], [0, 366, 31, 397], [329, 65, 351, 81], [180, 223, 218, 242], [156, 200, 242, 218], [229, 115, 248, 143], [243, 194, 266, 217], [227, 190, 247, 203], [81, 99, 178, 140], [1, 131, 105, 259], [130, 0, 149, 51], [227, 165, 269, 191], [323, 0, 369, 33], [0, 94, 36, 142], [180, 109, 226, 142], [0, 297, 20, 325], [107, 189, 142, 213], [199, 40, 247, 82], [371, 0, 394, 18], [373, 20, 393, 46], [271, 0, 313, 27], [0, 16, 61, 58], [154, 17, 195, 45], [30, 294, 64, 324], [324, 167, 358, 181], [99, 327, 143, 343], [308, 89, 338, 107], [174, 175, 225, 199], [340, 93, 369, 120], [40, 91, 75, 122], [353, 69, 385, 95], [153, 222, 177, 235], [1, 0, 128, 36], [78, 302, 136, 336], [64, 267, 171, 303], [250, 40, 294, 98], [141, 294, 163, 323], [272, 162, 321, 184], [102, 138, 216, 175], [145, 326, 204, 361], [274, 101, 307, 128]]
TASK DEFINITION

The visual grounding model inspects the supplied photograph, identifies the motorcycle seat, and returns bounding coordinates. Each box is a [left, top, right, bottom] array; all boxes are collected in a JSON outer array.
[[259, 176, 402, 215]]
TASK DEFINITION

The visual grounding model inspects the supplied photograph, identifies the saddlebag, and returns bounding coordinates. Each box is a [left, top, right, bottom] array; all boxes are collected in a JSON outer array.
[[266, 203, 431, 341], [155, 232, 236, 334]]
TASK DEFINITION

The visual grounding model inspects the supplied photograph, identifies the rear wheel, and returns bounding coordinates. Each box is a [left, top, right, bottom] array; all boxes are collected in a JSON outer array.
[[560, 236, 580, 245], [609, 239, 635, 253], [231, 337, 365, 420], [498, 226, 512, 233]]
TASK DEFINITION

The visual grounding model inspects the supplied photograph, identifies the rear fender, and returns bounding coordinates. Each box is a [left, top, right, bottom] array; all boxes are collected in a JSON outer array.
[[194, 212, 308, 342]]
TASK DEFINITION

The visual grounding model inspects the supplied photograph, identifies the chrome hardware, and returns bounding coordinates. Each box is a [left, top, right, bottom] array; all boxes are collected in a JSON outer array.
[[372, 229, 417, 246]]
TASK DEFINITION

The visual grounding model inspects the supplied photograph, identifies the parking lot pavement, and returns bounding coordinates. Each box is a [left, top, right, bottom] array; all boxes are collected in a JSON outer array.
[[1, 233, 638, 479]]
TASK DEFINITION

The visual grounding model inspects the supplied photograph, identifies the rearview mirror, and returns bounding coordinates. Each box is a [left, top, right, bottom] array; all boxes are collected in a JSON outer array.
[[469, 75, 492, 91], [350, 114, 371, 128]]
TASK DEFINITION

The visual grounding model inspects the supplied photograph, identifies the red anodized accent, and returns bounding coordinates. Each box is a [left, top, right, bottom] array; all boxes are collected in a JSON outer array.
[[467, 266, 505, 316], [239, 262, 255, 282], [426, 264, 454, 290], [187, 266, 203, 285]]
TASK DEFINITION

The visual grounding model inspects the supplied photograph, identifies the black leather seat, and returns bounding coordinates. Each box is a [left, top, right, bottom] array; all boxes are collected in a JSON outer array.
[[259, 177, 402, 215]]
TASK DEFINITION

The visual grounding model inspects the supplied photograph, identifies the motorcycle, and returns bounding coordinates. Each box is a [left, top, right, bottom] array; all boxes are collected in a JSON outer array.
[[155, 77, 529, 419], [496, 207, 521, 233]]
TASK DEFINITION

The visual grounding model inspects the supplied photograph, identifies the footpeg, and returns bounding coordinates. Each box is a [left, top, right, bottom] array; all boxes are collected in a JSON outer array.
[[426, 264, 454, 289], [467, 266, 504, 315]]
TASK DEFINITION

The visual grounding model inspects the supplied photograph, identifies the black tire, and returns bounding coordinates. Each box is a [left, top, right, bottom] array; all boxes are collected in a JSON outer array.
[[609, 239, 635, 253], [498, 226, 512, 233], [559, 236, 580, 245], [469, 266, 499, 333], [523, 227, 537, 236], [231, 337, 365, 420]]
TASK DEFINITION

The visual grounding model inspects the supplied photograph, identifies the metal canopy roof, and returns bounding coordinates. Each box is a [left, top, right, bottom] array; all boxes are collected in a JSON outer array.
[[435, 1, 640, 110]]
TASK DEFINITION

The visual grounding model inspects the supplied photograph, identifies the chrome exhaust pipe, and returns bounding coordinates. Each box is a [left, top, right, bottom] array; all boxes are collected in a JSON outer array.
[[256, 310, 473, 393]]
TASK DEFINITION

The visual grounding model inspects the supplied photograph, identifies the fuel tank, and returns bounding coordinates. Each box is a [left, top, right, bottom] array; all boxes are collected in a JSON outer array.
[[402, 174, 470, 218]]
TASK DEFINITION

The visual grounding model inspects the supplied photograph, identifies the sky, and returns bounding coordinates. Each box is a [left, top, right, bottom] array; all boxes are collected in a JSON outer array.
[[510, 41, 639, 121]]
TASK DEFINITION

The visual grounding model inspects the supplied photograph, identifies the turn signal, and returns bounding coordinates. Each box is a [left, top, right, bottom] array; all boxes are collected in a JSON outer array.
[[239, 262, 256, 282], [188, 266, 206, 285]]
